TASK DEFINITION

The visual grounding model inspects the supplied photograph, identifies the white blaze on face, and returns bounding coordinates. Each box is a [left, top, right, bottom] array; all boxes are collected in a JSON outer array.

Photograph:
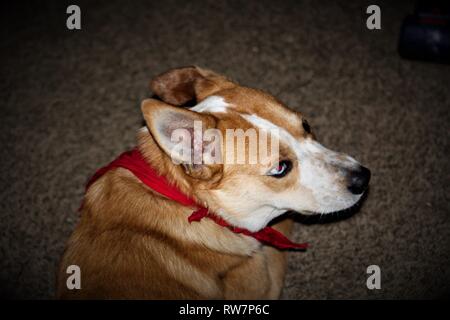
[[295, 139, 362, 213], [188, 99, 364, 231], [190, 96, 230, 113], [243, 114, 363, 215]]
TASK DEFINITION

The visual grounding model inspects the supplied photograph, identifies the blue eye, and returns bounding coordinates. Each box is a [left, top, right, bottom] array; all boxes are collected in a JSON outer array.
[[268, 160, 293, 178]]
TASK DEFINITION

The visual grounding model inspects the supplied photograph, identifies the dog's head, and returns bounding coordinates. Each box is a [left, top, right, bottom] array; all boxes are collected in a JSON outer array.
[[141, 67, 370, 232]]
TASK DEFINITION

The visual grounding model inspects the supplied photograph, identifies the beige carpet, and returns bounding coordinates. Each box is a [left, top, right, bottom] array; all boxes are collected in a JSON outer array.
[[1, 0, 449, 299]]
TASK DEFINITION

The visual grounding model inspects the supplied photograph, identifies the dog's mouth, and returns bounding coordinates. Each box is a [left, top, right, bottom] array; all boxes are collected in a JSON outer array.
[[285, 189, 369, 225]]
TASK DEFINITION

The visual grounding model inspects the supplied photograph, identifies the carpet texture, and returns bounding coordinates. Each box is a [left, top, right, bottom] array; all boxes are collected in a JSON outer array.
[[1, 0, 449, 299]]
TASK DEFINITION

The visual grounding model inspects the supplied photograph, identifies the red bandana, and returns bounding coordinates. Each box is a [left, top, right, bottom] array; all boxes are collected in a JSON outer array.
[[84, 149, 308, 250]]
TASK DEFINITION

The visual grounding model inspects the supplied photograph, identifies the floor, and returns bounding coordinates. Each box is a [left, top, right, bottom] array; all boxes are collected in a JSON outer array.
[[0, 0, 449, 299]]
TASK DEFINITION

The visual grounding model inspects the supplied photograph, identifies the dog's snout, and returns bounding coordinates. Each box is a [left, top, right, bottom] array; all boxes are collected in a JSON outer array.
[[347, 166, 371, 195]]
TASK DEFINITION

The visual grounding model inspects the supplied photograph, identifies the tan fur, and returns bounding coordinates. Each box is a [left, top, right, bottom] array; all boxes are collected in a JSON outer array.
[[58, 66, 368, 299], [57, 67, 294, 299], [57, 154, 292, 299]]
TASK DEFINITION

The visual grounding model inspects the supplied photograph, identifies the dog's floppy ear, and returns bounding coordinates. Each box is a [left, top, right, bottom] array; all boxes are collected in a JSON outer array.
[[150, 66, 236, 106], [141, 98, 223, 181]]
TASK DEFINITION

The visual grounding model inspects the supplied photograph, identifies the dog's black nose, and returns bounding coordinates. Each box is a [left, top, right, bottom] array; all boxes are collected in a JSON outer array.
[[347, 166, 371, 195]]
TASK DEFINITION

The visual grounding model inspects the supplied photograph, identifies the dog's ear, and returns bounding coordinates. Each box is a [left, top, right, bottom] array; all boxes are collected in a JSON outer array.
[[150, 66, 236, 106], [141, 99, 223, 181]]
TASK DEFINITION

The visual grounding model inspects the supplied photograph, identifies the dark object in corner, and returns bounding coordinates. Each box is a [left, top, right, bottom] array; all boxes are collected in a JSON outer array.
[[398, 1, 450, 64]]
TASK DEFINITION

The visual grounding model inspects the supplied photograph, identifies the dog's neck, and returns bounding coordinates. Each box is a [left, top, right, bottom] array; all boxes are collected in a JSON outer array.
[[135, 127, 307, 251], [137, 126, 223, 211], [137, 127, 194, 197], [135, 127, 262, 255]]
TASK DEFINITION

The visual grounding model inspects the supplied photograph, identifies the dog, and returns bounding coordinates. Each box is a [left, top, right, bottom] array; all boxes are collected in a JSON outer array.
[[57, 66, 370, 299]]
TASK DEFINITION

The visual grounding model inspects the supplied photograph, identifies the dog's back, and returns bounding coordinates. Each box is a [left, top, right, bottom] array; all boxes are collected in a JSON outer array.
[[57, 167, 289, 299]]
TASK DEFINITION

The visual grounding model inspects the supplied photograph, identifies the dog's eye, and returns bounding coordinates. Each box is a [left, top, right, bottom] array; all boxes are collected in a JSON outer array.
[[302, 119, 311, 134], [267, 160, 293, 178]]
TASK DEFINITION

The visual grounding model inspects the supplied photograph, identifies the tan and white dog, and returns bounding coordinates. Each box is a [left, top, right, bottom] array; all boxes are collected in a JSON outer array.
[[57, 66, 370, 299]]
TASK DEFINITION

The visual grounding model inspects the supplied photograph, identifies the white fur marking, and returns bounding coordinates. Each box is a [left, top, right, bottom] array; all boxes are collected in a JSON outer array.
[[242, 114, 298, 153], [190, 96, 230, 113], [243, 114, 362, 214]]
